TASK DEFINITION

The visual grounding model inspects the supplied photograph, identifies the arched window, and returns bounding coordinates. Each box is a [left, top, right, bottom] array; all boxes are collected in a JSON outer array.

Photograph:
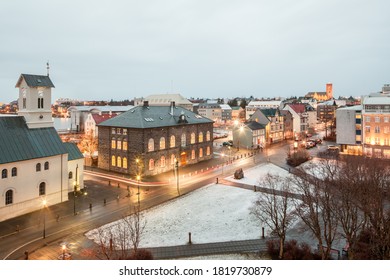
[[38, 97, 44, 109], [117, 156, 122, 168], [44, 161, 49, 170], [191, 150, 195, 160], [199, 132, 204, 143], [161, 156, 166, 168], [160, 137, 166, 150], [190, 133, 195, 144], [69, 171, 73, 179], [170, 135, 175, 148], [206, 131, 211, 141], [12, 167, 17, 177], [39, 182, 46, 196], [207, 146, 211, 156], [5, 190, 13, 205], [36, 163, 41, 172], [1, 169, 7, 179], [171, 154, 176, 165], [111, 156, 116, 167], [111, 138, 116, 149], [149, 159, 155, 170], [148, 138, 154, 152], [199, 148, 203, 158], [123, 157, 128, 169], [117, 139, 122, 150], [123, 139, 128, 150], [181, 133, 186, 147]]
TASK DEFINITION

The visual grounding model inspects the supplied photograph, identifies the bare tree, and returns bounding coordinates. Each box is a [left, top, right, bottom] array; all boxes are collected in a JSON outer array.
[[123, 204, 147, 254], [292, 159, 339, 260], [250, 174, 295, 259]]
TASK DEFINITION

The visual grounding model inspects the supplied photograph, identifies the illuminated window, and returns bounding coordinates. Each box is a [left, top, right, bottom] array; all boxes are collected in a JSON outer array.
[[111, 156, 116, 166], [123, 139, 128, 150], [117, 156, 122, 168], [123, 157, 128, 169], [123, 129, 128, 135], [365, 137, 370, 144], [199, 148, 203, 158], [375, 137, 380, 145], [149, 159, 155, 170], [191, 150, 195, 160], [171, 154, 176, 165], [111, 138, 116, 149], [170, 135, 175, 148], [148, 138, 154, 152], [206, 131, 211, 141], [111, 128, 116, 134], [190, 133, 195, 144], [160, 156, 166, 168], [199, 132, 203, 143], [160, 137, 166, 150], [365, 126, 370, 133], [207, 146, 211, 156], [117, 139, 122, 150], [375, 126, 380, 133]]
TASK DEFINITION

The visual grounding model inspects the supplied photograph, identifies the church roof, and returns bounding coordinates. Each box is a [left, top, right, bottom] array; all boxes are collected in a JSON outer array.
[[0, 116, 67, 164], [15, 74, 55, 88], [63, 142, 84, 161], [98, 105, 213, 129]]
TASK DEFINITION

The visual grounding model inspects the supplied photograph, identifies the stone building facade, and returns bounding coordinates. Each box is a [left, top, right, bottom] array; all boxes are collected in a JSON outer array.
[[98, 102, 214, 177]]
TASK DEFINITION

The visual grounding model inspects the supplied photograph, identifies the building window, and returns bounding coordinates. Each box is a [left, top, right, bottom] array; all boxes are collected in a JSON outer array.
[[123, 157, 128, 169], [5, 190, 13, 205], [36, 163, 41, 172], [160, 137, 166, 150], [385, 117, 389, 123], [117, 139, 122, 150], [365, 126, 371, 133], [11, 167, 17, 177], [199, 132, 204, 143], [44, 161, 49, 170], [375, 137, 380, 145], [39, 182, 46, 196], [366, 116, 371, 122], [2, 169, 7, 179], [375, 116, 380, 123], [38, 98, 44, 109], [23, 98, 26, 109], [375, 126, 380, 133], [199, 148, 203, 158], [170, 135, 175, 148], [111, 138, 116, 149], [190, 133, 195, 144], [161, 156, 166, 168], [69, 171, 73, 179], [149, 159, 155, 171], [207, 146, 211, 156], [366, 137, 371, 144], [117, 156, 122, 168], [123, 139, 128, 150], [123, 129, 128, 135], [111, 128, 116, 134], [206, 131, 211, 141], [181, 133, 186, 147], [117, 128, 122, 134], [385, 126, 389, 134], [148, 138, 154, 152], [191, 150, 195, 160], [111, 156, 116, 167]]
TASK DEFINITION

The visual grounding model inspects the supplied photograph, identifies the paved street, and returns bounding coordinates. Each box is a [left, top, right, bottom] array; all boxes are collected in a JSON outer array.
[[0, 136, 332, 260]]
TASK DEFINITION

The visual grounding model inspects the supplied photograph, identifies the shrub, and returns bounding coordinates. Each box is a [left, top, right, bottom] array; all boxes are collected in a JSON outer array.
[[266, 239, 321, 260], [128, 249, 154, 260]]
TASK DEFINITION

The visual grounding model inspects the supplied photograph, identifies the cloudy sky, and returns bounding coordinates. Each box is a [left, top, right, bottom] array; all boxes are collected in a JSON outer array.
[[0, 0, 389, 103]]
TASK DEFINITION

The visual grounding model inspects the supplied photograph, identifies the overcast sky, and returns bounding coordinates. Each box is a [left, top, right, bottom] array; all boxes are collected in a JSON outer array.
[[0, 0, 389, 103]]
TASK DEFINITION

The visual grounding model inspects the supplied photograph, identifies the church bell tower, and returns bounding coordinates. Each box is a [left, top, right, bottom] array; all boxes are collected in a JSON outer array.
[[15, 69, 55, 129]]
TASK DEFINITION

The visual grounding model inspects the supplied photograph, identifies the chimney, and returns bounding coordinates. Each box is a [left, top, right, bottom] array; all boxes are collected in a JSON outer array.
[[170, 101, 175, 115], [143, 101, 149, 107]]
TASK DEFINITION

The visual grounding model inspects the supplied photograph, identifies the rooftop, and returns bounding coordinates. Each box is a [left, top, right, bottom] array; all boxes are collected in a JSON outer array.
[[15, 74, 55, 88]]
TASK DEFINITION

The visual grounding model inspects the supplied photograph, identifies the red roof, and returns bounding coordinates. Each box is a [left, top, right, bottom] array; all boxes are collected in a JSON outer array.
[[288, 104, 306, 114], [92, 113, 118, 124]]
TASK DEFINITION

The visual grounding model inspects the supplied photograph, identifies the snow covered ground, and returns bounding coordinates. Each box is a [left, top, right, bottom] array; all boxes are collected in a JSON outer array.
[[86, 162, 342, 254]]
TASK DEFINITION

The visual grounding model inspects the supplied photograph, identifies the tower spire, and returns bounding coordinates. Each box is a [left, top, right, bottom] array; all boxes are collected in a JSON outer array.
[[46, 61, 50, 77]]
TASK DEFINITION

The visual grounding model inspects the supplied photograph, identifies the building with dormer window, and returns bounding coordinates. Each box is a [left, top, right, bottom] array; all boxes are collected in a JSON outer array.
[[97, 101, 214, 176]]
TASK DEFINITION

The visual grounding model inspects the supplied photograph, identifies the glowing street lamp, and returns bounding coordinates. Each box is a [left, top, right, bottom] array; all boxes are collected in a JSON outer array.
[[62, 244, 66, 260]]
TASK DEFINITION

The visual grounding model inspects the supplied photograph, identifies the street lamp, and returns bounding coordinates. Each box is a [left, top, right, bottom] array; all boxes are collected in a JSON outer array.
[[175, 158, 180, 196], [42, 199, 47, 239], [62, 244, 66, 260], [136, 175, 141, 205], [73, 181, 77, 215]]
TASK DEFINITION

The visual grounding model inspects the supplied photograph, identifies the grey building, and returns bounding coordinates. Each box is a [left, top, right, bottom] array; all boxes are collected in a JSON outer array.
[[97, 101, 214, 177]]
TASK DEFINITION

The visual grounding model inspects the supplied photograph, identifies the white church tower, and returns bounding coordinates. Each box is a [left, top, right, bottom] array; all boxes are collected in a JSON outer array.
[[15, 65, 54, 129]]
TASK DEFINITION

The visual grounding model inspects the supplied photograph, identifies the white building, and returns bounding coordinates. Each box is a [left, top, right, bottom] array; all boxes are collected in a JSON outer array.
[[135, 93, 193, 111], [245, 100, 283, 120], [0, 73, 84, 222]]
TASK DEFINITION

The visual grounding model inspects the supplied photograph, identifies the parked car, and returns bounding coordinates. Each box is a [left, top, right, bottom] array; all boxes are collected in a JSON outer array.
[[222, 141, 233, 147]]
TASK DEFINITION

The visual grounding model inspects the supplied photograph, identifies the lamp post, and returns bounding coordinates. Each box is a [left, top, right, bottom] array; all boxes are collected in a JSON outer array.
[[62, 244, 66, 260], [73, 181, 77, 216], [42, 199, 47, 239], [136, 175, 141, 205], [175, 159, 180, 196]]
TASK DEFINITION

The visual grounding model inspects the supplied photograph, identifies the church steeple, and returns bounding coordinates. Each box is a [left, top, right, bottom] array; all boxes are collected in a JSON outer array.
[[16, 73, 55, 129]]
